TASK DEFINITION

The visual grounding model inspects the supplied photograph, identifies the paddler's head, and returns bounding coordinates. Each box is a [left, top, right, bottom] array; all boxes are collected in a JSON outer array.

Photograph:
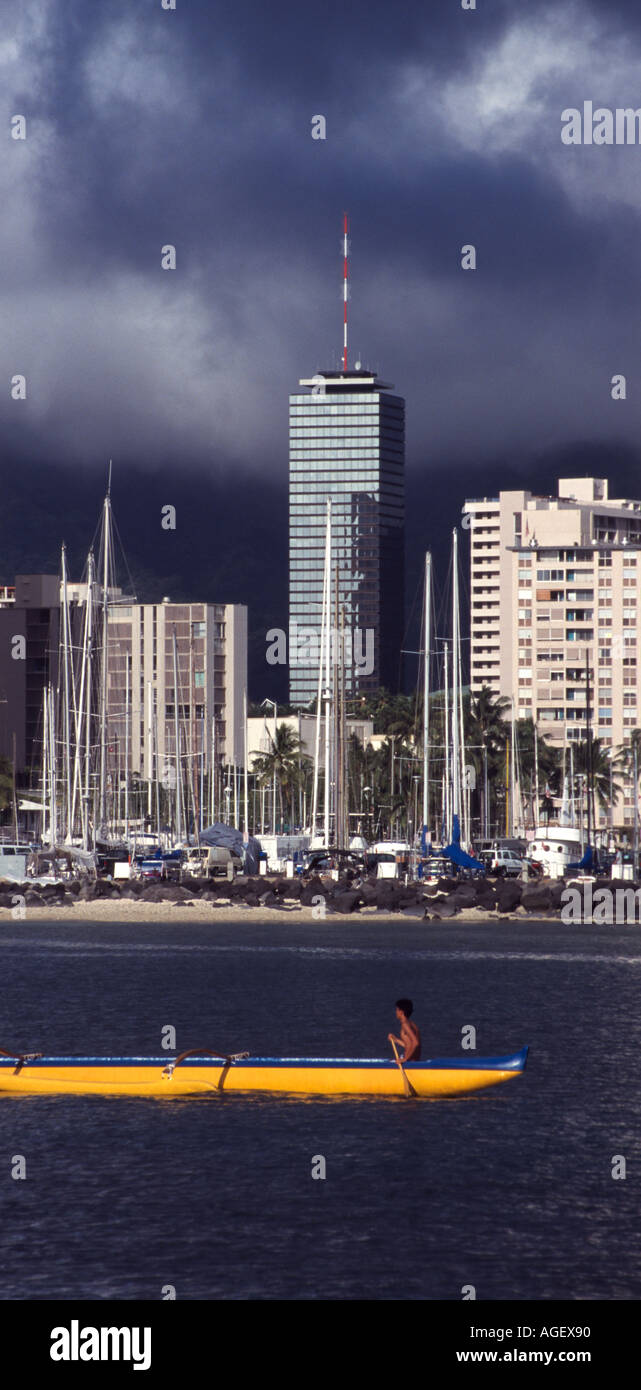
[[395, 998, 413, 1021]]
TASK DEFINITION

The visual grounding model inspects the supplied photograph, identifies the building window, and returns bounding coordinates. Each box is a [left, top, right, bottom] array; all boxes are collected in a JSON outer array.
[[195, 670, 205, 688]]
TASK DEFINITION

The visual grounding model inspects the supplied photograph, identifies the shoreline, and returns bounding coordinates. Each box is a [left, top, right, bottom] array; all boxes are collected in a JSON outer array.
[[0, 900, 542, 925]]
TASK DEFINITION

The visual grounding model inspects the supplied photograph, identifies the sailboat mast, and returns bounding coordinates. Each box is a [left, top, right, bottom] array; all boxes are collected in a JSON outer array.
[[451, 530, 460, 827], [455, 536, 467, 845], [333, 567, 342, 848], [42, 686, 49, 846], [510, 698, 517, 838], [422, 552, 431, 836], [173, 630, 183, 842], [98, 474, 112, 829], [323, 506, 332, 848], [61, 544, 73, 842], [243, 688, 249, 835], [336, 597, 346, 849], [570, 741, 575, 828], [312, 501, 332, 838], [48, 683, 56, 846], [585, 650, 593, 853], [443, 640, 450, 842], [83, 550, 95, 851], [124, 650, 130, 841], [534, 722, 540, 830]]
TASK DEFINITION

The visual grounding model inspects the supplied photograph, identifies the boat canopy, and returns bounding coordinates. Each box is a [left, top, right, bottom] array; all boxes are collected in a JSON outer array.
[[200, 823, 262, 875], [433, 815, 484, 871]]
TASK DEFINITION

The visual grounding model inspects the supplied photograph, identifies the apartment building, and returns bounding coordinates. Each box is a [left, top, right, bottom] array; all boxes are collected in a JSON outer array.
[[0, 575, 61, 775], [103, 597, 248, 783], [463, 478, 641, 828]]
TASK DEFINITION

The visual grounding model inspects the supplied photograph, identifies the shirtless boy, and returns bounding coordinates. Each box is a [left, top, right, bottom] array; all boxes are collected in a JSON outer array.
[[388, 998, 421, 1062]]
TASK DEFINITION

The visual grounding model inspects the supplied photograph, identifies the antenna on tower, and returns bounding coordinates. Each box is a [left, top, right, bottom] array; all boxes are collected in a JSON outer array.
[[342, 212, 349, 373]]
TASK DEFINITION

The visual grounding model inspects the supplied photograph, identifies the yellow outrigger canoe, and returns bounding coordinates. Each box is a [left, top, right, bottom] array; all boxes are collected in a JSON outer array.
[[0, 1045, 528, 1099]]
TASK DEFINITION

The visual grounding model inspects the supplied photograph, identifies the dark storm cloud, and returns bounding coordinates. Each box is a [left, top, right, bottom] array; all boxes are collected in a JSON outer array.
[[2, 0, 641, 476]]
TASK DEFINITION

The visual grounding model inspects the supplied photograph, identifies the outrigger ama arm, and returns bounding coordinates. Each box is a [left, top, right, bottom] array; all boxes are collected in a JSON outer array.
[[162, 1047, 250, 1088], [0, 1048, 43, 1075]]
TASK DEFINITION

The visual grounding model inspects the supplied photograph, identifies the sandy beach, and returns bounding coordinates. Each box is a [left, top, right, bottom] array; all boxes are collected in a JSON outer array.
[[0, 899, 525, 925]]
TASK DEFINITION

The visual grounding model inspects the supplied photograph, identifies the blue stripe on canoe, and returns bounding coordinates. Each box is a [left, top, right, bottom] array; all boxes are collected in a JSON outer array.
[[0, 1046, 528, 1072]]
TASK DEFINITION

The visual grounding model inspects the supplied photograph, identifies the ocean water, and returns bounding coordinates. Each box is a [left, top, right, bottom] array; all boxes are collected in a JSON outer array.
[[0, 917, 639, 1301]]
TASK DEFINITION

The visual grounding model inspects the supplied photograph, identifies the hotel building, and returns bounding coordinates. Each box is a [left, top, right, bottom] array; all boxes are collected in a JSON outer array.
[[463, 478, 641, 827]]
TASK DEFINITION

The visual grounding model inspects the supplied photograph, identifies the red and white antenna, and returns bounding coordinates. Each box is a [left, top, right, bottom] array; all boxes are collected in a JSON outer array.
[[342, 212, 349, 372]]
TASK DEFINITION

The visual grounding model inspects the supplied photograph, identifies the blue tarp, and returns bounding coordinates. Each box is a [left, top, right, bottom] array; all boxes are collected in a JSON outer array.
[[200, 823, 262, 875], [433, 814, 485, 872]]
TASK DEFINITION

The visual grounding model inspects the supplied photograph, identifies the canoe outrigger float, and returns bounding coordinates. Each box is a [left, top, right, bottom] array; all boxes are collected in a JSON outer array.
[[0, 1045, 528, 1099]]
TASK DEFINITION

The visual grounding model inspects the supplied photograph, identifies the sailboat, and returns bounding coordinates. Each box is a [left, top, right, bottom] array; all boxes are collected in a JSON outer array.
[[428, 530, 483, 878]]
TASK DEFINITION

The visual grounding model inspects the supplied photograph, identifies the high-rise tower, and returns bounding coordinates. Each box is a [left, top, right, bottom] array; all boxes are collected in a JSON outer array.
[[288, 366, 405, 705]]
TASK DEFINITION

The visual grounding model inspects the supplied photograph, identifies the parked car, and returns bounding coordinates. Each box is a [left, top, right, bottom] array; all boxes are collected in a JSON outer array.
[[204, 846, 242, 879], [302, 848, 365, 877], [480, 847, 527, 878], [138, 859, 164, 881]]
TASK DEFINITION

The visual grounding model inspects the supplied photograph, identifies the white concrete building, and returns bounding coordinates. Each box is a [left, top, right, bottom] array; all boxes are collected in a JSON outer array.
[[463, 478, 641, 829], [247, 712, 374, 768]]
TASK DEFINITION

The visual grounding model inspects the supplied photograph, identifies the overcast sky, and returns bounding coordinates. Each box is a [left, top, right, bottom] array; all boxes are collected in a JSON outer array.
[[4, 0, 641, 485]]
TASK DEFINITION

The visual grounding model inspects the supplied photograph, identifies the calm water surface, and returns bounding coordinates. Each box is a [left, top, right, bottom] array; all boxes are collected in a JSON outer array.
[[0, 917, 639, 1301]]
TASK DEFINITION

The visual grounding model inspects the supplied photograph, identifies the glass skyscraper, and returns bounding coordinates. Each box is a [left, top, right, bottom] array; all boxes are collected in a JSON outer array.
[[288, 370, 405, 705]]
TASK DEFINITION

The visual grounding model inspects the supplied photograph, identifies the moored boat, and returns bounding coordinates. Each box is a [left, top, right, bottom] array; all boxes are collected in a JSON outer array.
[[0, 1046, 528, 1098]]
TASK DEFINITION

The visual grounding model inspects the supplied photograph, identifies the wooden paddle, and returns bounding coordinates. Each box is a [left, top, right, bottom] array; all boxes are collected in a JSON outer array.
[[390, 1037, 417, 1098]]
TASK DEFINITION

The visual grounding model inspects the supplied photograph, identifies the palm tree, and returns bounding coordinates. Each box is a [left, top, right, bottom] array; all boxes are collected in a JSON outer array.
[[466, 687, 511, 835], [252, 724, 309, 831], [512, 718, 562, 824], [0, 756, 13, 814], [572, 737, 624, 814]]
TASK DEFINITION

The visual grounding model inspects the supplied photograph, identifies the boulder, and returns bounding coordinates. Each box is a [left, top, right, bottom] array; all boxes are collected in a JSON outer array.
[[474, 880, 497, 910], [327, 890, 360, 914], [24, 890, 45, 907], [300, 877, 328, 907], [358, 880, 379, 905], [281, 878, 302, 900], [93, 880, 120, 898], [258, 891, 280, 908], [428, 898, 458, 919], [494, 880, 522, 914], [140, 883, 193, 903], [520, 885, 553, 913], [548, 880, 566, 909], [448, 884, 478, 910]]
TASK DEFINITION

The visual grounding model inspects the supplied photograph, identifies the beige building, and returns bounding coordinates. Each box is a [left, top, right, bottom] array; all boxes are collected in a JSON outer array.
[[103, 598, 248, 784], [247, 713, 374, 768], [463, 478, 641, 828]]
